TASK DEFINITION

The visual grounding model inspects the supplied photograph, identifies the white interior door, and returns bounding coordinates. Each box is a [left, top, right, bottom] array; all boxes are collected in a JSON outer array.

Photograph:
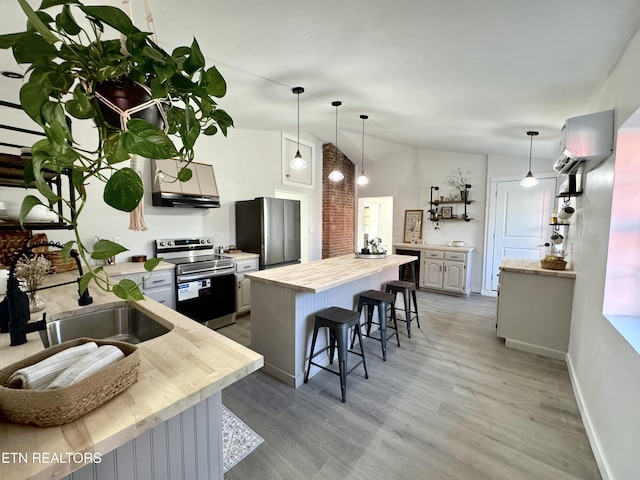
[[489, 177, 556, 291]]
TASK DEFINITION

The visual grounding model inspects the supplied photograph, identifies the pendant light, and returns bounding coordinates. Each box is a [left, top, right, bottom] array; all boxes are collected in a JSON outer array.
[[520, 130, 539, 187], [356, 114, 369, 186], [289, 86, 307, 170], [328, 101, 345, 182]]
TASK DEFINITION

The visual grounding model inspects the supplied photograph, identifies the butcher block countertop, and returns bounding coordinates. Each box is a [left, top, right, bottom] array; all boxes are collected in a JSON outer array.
[[0, 265, 263, 480], [499, 258, 576, 279], [245, 254, 418, 293]]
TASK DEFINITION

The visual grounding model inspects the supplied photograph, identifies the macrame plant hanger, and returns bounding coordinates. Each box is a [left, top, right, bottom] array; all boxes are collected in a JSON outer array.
[[113, 0, 162, 231]]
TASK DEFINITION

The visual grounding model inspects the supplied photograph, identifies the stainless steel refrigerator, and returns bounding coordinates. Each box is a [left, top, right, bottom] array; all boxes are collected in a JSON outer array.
[[235, 197, 301, 269]]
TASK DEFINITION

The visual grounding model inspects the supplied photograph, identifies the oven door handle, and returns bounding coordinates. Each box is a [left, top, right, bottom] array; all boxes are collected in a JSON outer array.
[[177, 269, 235, 283]]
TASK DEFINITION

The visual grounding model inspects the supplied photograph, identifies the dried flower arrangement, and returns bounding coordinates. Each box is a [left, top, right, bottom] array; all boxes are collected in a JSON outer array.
[[14, 255, 51, 291]]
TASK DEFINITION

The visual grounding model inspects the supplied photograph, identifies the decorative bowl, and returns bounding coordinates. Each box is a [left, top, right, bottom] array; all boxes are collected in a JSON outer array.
[[452, 240, 465, 247], [0, 201, 57, 223]]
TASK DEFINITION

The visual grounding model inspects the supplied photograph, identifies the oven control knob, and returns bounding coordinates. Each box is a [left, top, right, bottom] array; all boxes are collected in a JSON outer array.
[[158, 241, 165, 247], [200, 238, 206, 244], [206, 238, 212, 244], [167, 241, 174, 246]]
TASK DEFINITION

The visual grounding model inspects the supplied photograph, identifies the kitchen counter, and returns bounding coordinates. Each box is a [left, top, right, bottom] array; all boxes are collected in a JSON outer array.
[[246, 253, 417, 293], [247, 254, 417, 386], [499, 258, 576, 278], [221, 251, 260, 261], [0, 267, 263, 480]]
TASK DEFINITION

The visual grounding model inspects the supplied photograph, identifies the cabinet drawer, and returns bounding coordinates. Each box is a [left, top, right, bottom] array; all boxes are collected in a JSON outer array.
[[236, 258, 259, 273], [423, 250, 444, 259], [143, 269, 174, 290], [445, 252, 465, 261]]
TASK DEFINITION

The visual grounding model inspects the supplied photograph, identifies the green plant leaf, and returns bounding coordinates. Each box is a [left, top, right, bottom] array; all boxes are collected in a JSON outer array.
[[170, 73, 197, 93], [144, 257, 162, 272], [183, 38, 205, 75], [122, 119, 178, 159], [211, 109, 234, 136], [41, 0, 81, 8], [203, 124, 218, 136], [180, 104, 200, 150], [104, 132, 130, 164], [205, 66, 226, 97], [113, 279, 145, 301], [141, 45, 167, 64], [78, 5, 139, 36], [19, 195, 44, 226], [79, 272, 94, 295], [0, 32, 25, 49], [91, 239, 128, 260], [20, 81, 49, 125], [177, 167, 193, 182], [61, 241, 75, 261], [41, 101, 71, 144], [12, 32, 58, 64], [66, 84, 96, 119], [56, 5, 81, 36], [103, 167, 144, 212], [17, 0, 59, 44]]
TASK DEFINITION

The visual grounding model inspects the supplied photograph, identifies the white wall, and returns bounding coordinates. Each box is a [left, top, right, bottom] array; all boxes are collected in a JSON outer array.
[[563, 25, 640, 480], [3, 120, 324, 264], [361, 147, 487, 293]]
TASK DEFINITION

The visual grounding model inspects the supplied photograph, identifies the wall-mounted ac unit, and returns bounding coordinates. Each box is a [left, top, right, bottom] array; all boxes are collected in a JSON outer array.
[[553, 109, 614, 174]]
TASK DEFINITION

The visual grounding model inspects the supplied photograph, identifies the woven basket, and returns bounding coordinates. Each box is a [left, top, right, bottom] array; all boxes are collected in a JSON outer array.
[[0, 338, 140, 427], [540, 258, 567, 270], [44, 250, 78, 273]]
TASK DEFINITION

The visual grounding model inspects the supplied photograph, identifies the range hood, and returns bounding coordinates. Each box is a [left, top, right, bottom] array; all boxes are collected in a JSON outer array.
[[151, 159, 220, 208], [553, 109, 614, 174]]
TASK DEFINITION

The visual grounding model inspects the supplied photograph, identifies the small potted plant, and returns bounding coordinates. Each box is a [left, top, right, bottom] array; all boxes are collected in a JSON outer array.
[[0, 0, 233, 300], [446, 169, 471, 201], [368, 237, 387, 255]]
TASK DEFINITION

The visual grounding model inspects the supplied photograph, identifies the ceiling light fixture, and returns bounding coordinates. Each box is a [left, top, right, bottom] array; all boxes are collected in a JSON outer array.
[[521, 130, 539, 187], [328, 100, 345, 182], [289, 86, 307, 170], [356, 114, 370, 186]]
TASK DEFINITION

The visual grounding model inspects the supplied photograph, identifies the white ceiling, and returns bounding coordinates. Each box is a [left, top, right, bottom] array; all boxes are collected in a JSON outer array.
[[2, 0, 640, 164]]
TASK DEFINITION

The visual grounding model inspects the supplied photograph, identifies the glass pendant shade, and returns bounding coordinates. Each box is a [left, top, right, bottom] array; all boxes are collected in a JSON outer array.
[[329, 100, 344, 182], [357, 114, 369, 186], [289, 87, 307, 170], [521, 131, 539, 187]]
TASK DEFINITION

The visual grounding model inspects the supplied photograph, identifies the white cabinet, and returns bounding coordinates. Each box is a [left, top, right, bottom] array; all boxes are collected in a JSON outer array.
[[234, 257, 259, 315], [419, 249, 472, 295], [112, 268, 176, 310], [496, 263, 575, 360]]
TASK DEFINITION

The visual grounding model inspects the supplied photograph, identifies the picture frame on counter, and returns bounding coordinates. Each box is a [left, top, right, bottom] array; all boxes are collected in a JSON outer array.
[[441, 206, 453, 219], [403, 209, 424, 243]]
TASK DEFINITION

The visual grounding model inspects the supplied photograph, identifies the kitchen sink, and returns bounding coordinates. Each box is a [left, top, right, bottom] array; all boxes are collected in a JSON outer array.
[[40, 305, 173, 347]]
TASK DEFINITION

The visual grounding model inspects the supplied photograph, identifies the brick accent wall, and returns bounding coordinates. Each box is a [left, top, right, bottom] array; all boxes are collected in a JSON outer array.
[[322, 143, 356, 258]]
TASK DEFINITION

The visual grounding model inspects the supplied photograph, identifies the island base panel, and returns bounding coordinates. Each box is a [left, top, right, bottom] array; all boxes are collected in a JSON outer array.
[[251, 269, 397, 387]]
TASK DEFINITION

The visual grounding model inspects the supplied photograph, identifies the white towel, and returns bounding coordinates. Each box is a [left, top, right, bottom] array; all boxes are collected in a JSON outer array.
[[46, 345, 124, 389], [8, 342, 99, 390]]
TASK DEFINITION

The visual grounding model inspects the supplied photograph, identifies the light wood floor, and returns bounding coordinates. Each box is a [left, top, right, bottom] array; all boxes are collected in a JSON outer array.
[[218, 290, 600, 480]]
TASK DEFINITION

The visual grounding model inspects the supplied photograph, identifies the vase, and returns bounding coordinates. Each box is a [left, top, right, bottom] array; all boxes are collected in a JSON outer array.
[[29, 291, 45, 313]]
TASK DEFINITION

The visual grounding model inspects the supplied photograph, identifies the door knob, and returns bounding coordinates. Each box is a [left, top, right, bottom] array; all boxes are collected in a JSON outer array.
[[538, 243, 551, 247]]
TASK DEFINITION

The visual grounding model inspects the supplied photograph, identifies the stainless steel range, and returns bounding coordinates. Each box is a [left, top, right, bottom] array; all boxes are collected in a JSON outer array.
[[156, 237, 236, 329]]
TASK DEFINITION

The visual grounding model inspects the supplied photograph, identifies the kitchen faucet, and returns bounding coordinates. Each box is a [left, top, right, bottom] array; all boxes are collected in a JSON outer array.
[[0, 242, 93, 346]]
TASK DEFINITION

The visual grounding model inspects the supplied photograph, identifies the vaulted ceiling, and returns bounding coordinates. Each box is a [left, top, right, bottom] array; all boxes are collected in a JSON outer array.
[[2, 0, 640, 164]]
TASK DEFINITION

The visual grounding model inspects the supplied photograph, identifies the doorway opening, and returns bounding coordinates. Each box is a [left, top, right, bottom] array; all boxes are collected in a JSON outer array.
[[356, 196, 394, 252]]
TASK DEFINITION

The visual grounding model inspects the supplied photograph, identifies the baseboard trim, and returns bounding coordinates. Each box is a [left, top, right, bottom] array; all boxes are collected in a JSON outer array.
[[566, 353, 610, 480], [504, 338, 566, 360]]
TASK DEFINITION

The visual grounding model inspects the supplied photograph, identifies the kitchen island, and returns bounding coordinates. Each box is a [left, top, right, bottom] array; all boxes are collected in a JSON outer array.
[[0, 265, 263, 480], [246, 253, 417, 387]]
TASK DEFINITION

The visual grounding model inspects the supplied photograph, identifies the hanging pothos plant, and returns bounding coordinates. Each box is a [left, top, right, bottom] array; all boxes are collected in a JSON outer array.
[[0, 0, 233, 300]]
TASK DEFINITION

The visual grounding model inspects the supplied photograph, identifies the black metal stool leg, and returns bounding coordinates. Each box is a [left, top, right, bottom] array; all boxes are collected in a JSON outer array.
[[402, 289, 412, 338], [391, 303, 400, 346], [412, 289, 420, 329], [337, 326, 349, 402], [378, 303, 388, 361], [304, 324, 320, 383], [354, 325, 368, 379]]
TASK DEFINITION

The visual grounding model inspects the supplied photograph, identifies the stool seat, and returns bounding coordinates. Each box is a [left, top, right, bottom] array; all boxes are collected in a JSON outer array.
[[304, 306, 368, 402], [385, 280, 420, 338], [353, 289, 400, 361]]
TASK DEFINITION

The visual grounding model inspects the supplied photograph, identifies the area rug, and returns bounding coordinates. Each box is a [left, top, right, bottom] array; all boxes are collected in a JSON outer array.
[[222, 405, 264, 473]]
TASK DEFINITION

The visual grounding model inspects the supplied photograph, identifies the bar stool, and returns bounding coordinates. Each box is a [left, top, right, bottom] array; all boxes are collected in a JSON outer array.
[[385, 280, 420, 338], [352, 290, 400, 361], [304, 307, 368, 403]]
